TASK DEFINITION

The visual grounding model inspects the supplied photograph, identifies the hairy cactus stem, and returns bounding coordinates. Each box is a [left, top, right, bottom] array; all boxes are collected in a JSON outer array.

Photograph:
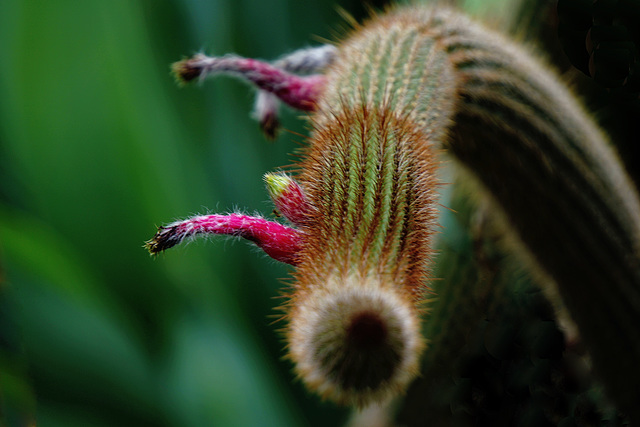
[[151, 5, 640, 419]]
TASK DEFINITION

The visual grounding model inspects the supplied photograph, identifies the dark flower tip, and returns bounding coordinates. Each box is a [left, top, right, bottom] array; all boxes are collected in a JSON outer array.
[[260, 112, 281, 140], [171, 58, 203, 84], [145, 226, 180, 255]]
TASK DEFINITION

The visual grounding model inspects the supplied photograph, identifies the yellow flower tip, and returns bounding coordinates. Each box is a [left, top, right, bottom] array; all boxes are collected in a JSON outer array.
[[264, 172, 292, 199], [144, 238, 160, 255]]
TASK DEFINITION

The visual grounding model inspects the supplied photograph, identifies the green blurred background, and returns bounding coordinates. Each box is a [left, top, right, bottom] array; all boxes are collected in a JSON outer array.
[[0, 1, 391, 425]]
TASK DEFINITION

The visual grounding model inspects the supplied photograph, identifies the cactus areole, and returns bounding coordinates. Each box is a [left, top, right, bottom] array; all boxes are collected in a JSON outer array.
[[147, 5, 640, 416]]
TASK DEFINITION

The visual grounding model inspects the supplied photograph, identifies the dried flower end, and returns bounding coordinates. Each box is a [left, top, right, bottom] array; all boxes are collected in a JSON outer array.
[[289, 275, 424, 406], [259, 110, 280, 140], [145, 225, 182, 254], [253, 91, 281, 139], [171, 56, 206, 84]]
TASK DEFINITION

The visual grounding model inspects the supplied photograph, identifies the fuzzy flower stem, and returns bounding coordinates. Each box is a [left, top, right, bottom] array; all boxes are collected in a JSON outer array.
[[272, 45, 338, 75], [146, 213, 302, 265], [252, 45, 338, 137], [173, 54, 325, 111]]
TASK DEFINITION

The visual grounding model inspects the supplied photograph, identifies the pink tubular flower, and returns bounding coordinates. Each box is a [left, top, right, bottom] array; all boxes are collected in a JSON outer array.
[[172, 54, 325, 111], [146, 213, 302, 265]]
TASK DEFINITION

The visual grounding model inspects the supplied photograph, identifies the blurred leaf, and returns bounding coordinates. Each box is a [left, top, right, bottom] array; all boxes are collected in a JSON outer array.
[[13, 280, 158, 426], [162, 315, 302, 427], [0, 206, 114, 308], [0, 0, 348, 425]]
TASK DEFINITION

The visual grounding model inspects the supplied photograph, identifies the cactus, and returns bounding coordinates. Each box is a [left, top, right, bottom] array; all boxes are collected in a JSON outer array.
[[149, 4, 640, 424]]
